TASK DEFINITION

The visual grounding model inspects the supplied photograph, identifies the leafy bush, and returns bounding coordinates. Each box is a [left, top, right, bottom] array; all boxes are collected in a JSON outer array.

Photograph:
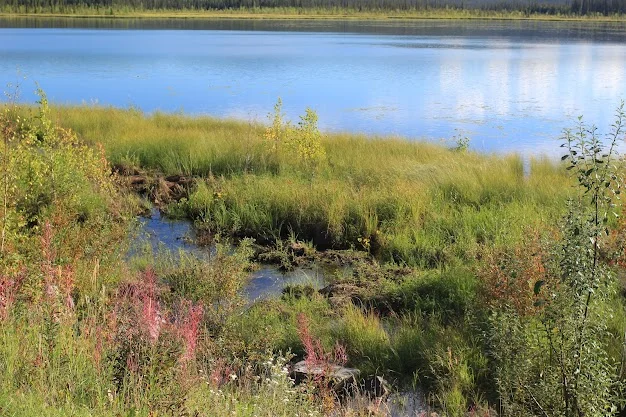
[[263, 98, 326, 178], [0, 90, 131, 290], [484, 104, 626, 417]]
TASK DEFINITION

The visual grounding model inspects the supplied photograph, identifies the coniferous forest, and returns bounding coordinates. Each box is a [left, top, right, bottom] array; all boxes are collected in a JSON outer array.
[[0, 0, 624, 15]]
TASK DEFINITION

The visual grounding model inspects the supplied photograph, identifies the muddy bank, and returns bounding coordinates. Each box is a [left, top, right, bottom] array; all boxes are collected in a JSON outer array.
[[114, 164, 193, 206]]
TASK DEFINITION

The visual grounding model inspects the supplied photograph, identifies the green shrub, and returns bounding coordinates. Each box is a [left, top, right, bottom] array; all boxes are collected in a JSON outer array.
[[485, 104, 626, 417]]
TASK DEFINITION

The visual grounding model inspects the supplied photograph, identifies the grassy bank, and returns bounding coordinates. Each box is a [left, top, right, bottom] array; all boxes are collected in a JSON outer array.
[[1, 7, 625, 21], [52, 104, 573, 267]]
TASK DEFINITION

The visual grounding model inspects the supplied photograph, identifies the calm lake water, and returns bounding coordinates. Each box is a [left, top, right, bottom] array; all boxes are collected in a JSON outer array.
[[1, 17, 625, 155]]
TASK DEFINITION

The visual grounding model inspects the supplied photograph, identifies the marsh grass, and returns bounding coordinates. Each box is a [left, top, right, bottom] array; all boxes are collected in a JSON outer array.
[[43, 105, 575, 266], [5, 102, 623, 415]]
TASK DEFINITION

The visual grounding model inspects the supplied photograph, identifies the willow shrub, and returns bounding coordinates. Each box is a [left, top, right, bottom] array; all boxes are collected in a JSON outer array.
[[484, 104, 626, 417]]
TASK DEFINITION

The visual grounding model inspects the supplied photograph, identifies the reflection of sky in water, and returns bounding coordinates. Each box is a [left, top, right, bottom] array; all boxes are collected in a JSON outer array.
[[244, 266, 327, 301], [133, 208, 201, 256], [0, 20, 625, 156]]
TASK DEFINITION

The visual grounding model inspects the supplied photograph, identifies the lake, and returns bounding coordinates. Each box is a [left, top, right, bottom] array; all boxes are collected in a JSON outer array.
[[1, 17, 625, 155]]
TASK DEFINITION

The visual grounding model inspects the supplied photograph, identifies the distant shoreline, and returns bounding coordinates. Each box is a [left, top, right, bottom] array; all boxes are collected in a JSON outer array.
[[1, 9, 625, 22]]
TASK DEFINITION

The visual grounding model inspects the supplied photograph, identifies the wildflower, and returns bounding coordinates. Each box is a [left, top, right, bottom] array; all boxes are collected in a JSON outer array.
[[138, 268, 161, 343], [178, 301, 204, 363], [0, 270, 25, 321], [141, 297, 161, 342], [107, 389, 114, 404]]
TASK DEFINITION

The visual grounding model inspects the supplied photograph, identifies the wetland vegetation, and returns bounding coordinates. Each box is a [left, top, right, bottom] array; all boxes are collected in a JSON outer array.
[[2, 94, 626, 416]]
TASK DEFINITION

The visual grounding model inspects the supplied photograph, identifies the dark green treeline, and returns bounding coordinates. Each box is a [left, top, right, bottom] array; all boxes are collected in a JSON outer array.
[[0, 0, 625, 15], [0, 0, 626, 15]]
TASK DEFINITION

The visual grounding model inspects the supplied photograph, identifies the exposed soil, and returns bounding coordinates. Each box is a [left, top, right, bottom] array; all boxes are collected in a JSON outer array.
[[113, 163, 193, 206]]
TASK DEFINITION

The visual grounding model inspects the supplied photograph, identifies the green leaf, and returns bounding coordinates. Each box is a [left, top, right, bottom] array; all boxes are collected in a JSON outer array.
[[534, 280, 545, 295]]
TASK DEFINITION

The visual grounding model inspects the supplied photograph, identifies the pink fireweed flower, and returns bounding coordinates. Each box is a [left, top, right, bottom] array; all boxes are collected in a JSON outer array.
[[0, 270, 25, 321], [141, 297, 161, 343], [139, 269, 161, 343], [297, 313, 324, 366], [112, 268, 164, 344], [179, 301, 204, 363]]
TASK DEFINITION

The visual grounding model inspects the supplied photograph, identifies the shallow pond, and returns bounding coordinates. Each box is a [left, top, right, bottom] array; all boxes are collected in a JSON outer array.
[[133, 208, 328, 300], [1, 18, 626, 155]]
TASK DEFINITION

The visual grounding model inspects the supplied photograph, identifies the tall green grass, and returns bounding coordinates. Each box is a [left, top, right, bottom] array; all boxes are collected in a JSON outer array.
[[47, 105, 573, 266]]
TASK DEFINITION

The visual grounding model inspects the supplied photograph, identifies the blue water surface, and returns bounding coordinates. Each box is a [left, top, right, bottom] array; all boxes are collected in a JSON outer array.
[[1, 18, 625, 155]]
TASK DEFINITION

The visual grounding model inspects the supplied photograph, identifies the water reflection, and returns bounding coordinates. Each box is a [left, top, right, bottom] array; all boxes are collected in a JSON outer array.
[[1, 18, 625, 155]]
